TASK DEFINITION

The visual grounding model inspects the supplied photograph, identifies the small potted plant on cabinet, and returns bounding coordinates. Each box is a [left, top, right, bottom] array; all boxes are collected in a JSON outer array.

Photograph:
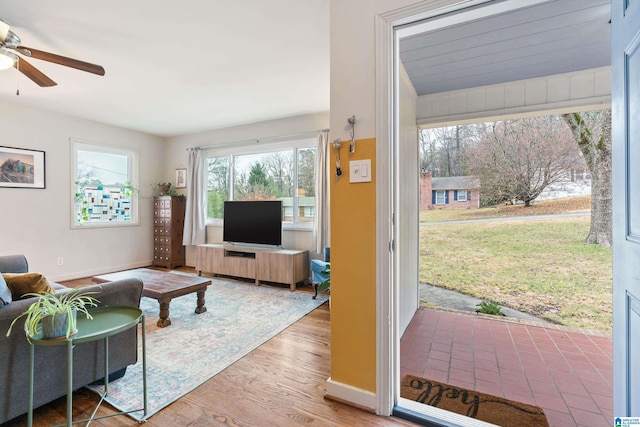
[[154, 182, 185, 198], [6, 289, 100, 340], [155, 182, 174, 196]]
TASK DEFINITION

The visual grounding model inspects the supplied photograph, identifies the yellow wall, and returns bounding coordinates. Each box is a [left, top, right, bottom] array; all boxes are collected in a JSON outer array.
[[330, 137, 377, 392], [329, 0, 419, 404]]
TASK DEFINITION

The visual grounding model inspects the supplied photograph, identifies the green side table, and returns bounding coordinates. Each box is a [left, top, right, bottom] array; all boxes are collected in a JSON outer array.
[[27, 306, 147, 427]]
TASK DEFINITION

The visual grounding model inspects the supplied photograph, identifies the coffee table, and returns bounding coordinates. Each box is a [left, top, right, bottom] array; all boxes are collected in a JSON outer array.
[[93, 268, 212, 327]]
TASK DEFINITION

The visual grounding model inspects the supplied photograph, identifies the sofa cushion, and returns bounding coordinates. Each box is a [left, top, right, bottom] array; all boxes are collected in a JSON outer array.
[[0, 273, 10, 305], [2, 273, 55, 300]]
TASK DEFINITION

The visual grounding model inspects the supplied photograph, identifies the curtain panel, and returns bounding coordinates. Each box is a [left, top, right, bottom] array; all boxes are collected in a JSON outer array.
[[313, 130, 330, 255], [183, 148, 206, 246]]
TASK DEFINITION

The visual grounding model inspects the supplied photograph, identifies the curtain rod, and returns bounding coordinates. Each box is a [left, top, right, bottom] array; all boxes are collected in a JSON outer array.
[[188, 128, 329, 151]]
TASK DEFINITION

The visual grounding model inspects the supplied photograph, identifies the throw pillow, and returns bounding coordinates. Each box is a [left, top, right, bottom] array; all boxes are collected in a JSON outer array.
[[2, 273, 55, 300], [0, 273, 11, 305]]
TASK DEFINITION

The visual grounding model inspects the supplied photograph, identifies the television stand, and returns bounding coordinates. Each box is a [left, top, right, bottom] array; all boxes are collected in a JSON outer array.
[[224, 250, 256, 259], [196, 244, 309, 290]]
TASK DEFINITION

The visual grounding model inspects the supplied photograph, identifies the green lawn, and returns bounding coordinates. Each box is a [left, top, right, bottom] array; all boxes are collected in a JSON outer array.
[[419, 216, 612, 332]]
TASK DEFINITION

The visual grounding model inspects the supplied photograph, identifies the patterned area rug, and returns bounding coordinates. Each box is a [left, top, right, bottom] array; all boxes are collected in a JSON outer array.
[[86, 278, 329, 421], [401, 375, 549, 427]]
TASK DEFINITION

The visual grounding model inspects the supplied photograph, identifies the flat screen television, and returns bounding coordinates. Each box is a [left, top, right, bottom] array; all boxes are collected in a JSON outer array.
[[223, 200, 283, 247]]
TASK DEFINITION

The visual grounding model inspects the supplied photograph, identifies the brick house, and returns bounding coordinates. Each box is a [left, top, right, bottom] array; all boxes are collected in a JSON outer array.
[[419, 173, 480, 210]]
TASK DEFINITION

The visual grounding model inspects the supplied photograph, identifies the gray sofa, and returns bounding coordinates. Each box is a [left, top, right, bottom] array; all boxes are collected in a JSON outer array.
[[0, 254, 143, 424]]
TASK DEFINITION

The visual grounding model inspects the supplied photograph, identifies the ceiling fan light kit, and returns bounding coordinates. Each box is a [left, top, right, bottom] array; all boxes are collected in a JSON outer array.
[[0, 18, 105, 88], [0, 47, 16, 70]]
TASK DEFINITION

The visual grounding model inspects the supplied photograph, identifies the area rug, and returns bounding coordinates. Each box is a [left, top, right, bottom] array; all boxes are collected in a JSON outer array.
[[401, 375, 549, 427], [86, 278, 329, 421]]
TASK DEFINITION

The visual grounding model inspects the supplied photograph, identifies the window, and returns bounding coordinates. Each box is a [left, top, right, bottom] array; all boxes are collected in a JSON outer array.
[[457, 190, 468, 201], [435, 190, 446, 205], [206, 156, 230, 219], [206, 139, 316, 228], [283, 206, 294, 220], [72, 140, 138, 227]]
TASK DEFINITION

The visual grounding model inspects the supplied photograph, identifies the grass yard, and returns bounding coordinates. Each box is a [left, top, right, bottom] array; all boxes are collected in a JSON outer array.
[[419, 214, 613, 332]]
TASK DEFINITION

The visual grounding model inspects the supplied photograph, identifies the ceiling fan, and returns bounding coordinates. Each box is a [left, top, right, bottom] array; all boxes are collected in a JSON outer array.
[[0, 18, 104, 88]]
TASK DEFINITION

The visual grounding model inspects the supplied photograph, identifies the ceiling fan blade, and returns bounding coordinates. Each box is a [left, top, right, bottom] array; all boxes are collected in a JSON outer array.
[[0, 20, 10, 42], [16, 46, 105, 76], [14, 57, 57, 87]]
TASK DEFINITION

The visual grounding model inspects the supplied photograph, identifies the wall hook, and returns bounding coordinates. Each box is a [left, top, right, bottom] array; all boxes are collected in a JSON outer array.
[[333, 139, 342, 177], [347, 116, 356, 153]]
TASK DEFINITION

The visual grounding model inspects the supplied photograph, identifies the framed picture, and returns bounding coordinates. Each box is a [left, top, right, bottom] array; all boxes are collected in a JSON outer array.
[[175, 168, 187, 189], [0, 146, 46, 189]]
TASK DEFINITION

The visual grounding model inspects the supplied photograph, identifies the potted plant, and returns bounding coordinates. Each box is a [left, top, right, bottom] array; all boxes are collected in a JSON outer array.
[[6, 289, 100, 340], [153, 182, 185, 198], [156, 182, 173, 196]]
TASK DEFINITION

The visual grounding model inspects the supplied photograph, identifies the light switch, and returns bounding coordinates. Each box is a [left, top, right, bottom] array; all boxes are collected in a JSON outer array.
[[350, 159, 372, 183]]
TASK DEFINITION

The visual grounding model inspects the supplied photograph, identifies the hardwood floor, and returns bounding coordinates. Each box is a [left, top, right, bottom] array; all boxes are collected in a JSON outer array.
[[3, 272, 417, 427]]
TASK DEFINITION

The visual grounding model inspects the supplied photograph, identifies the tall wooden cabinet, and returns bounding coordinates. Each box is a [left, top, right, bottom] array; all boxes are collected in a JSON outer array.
[[153, 196, 186, 268]]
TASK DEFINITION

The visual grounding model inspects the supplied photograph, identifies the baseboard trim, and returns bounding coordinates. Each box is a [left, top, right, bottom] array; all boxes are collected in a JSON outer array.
[[49, 260, 153, 282], [325, 377, 376, 412]]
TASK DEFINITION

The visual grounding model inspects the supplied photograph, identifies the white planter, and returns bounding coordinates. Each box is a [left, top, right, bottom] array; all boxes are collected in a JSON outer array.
[[41, 310, 78, 339]]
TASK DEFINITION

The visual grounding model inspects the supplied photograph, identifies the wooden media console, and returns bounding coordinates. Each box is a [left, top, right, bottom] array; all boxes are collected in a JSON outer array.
[[196, 244, 309, 290]]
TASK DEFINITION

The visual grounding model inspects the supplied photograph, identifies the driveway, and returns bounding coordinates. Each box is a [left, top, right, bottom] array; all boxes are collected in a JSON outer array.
[[418, 282, 548, 323], [420, 212, 590, 226]]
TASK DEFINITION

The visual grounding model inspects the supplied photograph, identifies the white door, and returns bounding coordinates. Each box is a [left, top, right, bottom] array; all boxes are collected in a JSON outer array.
[[397, 64, 419, 334], [612, 0, 640, 417]]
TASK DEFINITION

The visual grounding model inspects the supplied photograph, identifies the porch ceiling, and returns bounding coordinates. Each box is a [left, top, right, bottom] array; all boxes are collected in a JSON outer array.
[[400, 0, 611, 96]]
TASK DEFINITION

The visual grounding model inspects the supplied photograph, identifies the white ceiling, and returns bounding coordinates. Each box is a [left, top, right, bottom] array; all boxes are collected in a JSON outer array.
[[0, 1, 330, 137], [400, 0, 611, 95], [0, 1, 611, 138]]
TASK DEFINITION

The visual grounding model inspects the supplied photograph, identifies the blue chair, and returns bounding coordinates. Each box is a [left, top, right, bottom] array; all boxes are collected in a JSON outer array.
[[310, 247, 330, 299]]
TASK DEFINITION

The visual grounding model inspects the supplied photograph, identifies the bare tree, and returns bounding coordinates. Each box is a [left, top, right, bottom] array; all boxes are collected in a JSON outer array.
[[562, 110, 612, 247], [207, 157, 228, 193], [431, 126, 461, 176], [465, 116, 584, 207], [262, 151, 293, 197], [297, 148, 315, 196], [420, 124, 479, 176], [418, 130, 433, 173]]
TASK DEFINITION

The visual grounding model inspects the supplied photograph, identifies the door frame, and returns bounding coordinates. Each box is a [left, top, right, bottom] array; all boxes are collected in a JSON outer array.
[[375, 0, 576, 423]]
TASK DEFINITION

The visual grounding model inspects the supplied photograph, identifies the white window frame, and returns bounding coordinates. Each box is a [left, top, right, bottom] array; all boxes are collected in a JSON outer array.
[[205, 138, 316, 231], [71, 139, 139, 228], [457, 190, 468, 201], [435, 190, 446, 205]]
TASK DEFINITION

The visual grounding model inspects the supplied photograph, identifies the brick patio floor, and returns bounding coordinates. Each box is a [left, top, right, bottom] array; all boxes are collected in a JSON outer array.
[[400, 308, 613, 427]]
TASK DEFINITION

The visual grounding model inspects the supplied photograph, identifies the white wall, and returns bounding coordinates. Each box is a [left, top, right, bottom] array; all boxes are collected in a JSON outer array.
[[329, 0, 418, 140], [164, 112, 329, 266], [0, 101, 164, 282], [417, 67, 612, 127]]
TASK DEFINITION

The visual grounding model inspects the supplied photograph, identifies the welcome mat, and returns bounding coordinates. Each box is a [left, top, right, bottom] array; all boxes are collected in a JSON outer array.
[[86, 278, 329, 421], [401, 375, 549, 427]]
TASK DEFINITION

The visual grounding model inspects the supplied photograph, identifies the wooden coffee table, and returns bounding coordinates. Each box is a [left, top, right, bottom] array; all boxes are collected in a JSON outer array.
[[93, 268, 212, 327]]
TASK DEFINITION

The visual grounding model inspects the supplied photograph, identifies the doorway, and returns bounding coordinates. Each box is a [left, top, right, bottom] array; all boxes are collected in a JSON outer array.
[[402, 114, 612, 427], [376, 0, 613, 425]]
